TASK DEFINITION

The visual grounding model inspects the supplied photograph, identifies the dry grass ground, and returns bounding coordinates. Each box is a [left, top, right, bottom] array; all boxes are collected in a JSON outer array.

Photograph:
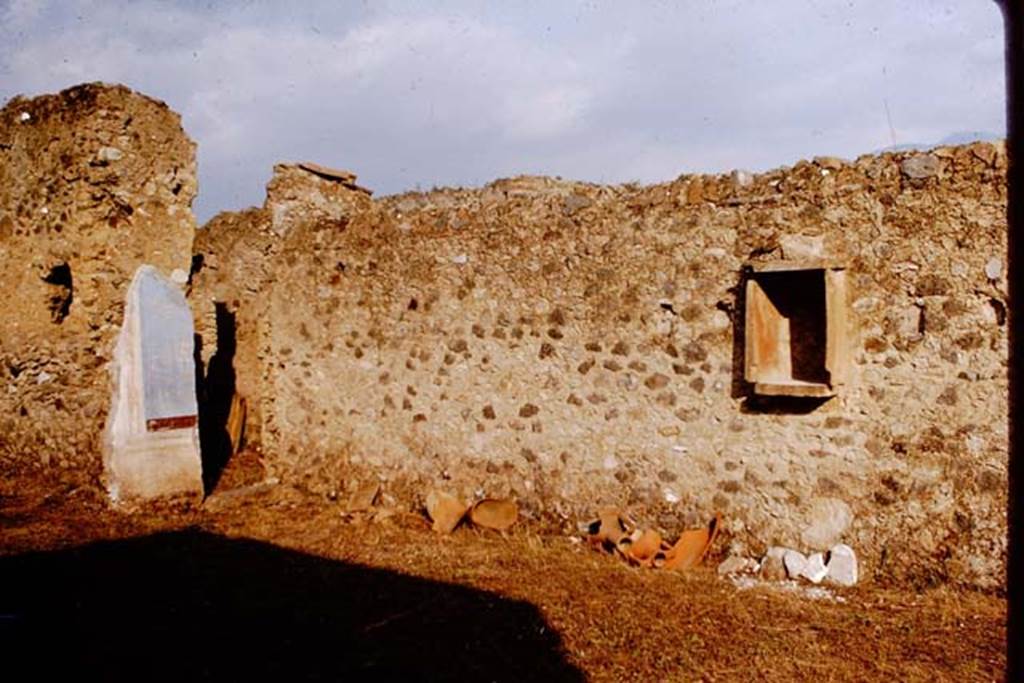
[[0, 477, 1006, 682]]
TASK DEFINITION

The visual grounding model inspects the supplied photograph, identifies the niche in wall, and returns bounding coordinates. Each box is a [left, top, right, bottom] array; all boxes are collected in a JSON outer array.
[[743, 262, 849, 398], [42, 262, 73, 324]]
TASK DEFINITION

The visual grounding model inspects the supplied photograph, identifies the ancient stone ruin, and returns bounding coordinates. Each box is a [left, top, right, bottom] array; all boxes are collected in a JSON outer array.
[[1, 83, 196, 493], [0, 83, 1008, 589]]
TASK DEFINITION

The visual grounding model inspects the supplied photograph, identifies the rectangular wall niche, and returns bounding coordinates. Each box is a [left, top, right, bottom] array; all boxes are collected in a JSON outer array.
[[743, 263, 849, 398]]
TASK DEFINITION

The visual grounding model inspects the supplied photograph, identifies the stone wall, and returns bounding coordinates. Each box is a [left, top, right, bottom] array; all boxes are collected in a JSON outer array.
[[2, 83, 1007, 589], [199, 145, 1008, 588], [190, 164, 372, 463], [0, 83, 197, 490]]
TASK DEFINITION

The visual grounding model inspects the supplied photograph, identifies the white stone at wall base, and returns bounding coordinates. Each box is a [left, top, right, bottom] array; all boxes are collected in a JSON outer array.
[[825, 544, 859, 586], [801, 553, 829, 584], [783, 549, 808, 579]]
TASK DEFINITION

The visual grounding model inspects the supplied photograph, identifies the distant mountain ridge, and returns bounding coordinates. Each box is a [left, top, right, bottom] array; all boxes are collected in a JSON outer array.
[[877, 130, 1003, 153]]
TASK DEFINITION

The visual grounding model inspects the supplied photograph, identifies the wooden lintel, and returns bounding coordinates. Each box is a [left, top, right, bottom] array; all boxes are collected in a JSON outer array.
[[753, 382, 836, 398], [746, 260, 845, 273]]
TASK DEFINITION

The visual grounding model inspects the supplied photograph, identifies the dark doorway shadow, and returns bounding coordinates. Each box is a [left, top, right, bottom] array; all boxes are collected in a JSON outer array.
[[726, 279, 747, 400], [0, 530, 584, 682], [196, 303, 238, 494], [739, 394, 831, 415]]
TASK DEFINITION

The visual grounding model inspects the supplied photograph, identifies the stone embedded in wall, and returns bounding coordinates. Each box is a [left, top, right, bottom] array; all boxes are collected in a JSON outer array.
[[900, 154, 941, 179], [779, 235, 824, 261], [887, 305, 924, 341], [984, 258, 1002, 281], [800, 498, 853, 550], [813, 156, 846, 170], [104, 266, 202, 501], [731, 169, 754, 188]]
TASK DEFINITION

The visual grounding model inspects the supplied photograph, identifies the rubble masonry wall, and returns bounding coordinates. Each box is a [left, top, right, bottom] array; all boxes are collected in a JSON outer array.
[[0, 83, 197, 491], [0, 83, 1006, 588], [193, 144, 1008, 588]]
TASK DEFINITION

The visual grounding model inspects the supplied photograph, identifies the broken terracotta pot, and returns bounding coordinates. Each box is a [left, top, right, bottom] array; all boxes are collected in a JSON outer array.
[[469, 498, 519, 530], [425, 490, 469, 534], [584, 509, 722, 572], [586, 508, 629, 550], [659, 513, 722, 570], [624, 528, 663, 565], [344, 481, 380, 513]]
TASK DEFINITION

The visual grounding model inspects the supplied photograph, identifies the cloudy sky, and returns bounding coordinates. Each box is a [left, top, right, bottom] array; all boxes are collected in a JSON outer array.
[[0, 0, 1007, 222]]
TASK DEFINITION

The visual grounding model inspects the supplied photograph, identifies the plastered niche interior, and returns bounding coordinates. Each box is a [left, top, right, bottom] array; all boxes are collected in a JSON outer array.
[[743, 263, 849, 398], [104, 265, 202, 501]]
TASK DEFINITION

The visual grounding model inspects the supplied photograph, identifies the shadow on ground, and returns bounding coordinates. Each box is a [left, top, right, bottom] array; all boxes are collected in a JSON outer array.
[[0, 529, 584, 682]]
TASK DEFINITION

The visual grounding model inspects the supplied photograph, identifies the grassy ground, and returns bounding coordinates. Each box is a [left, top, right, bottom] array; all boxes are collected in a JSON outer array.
[[0, 476, 1006, 682]]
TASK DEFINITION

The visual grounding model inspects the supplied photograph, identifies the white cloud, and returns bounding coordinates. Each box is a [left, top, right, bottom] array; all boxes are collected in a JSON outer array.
[[0, 0, 1007, 221], [1, 0, 44, 30]]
